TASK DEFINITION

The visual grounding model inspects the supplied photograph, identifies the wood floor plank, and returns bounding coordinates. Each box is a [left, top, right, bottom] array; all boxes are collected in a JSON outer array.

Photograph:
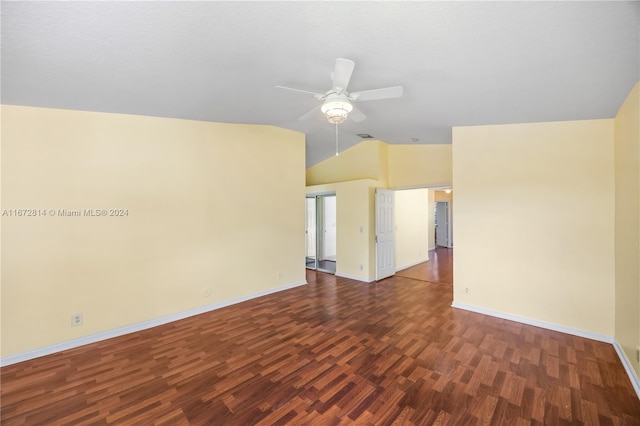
[[2, 247, 639, 424]]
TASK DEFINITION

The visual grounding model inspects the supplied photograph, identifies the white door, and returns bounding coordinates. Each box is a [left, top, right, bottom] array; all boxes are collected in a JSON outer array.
[[376, 189, 395, 280], [435, 201, 449, 247]]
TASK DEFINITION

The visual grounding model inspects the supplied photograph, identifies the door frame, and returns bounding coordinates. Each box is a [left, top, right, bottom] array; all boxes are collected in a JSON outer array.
[[305, 192, 337, 274], [435, 200, 453, 248], [305, 196, 317, 270], [322, 195, 337, 262]]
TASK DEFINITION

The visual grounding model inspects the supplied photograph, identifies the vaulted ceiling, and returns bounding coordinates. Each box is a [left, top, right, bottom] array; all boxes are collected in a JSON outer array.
[[2, 1, 638, 167]]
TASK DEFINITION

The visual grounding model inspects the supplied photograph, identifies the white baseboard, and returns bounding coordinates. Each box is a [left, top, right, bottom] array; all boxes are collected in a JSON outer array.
[[428, 246, 436, 251], [450, 302, 640, 400], [451, 302, 613, 343], [396, 257, 429, 272], [613, 338, 640, 400], [335, 272, 375, 283], [1, 280, 308, 367]]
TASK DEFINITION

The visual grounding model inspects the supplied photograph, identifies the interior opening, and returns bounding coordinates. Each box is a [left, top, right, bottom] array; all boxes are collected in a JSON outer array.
[[305, 194, 336, 274]]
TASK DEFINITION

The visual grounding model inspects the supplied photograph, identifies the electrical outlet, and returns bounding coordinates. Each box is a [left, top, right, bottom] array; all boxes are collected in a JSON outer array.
[[71, 313, 83, 327], [360, 264, 363, 271], [465, 287, 470, 294], [201, 287, 212, 298]]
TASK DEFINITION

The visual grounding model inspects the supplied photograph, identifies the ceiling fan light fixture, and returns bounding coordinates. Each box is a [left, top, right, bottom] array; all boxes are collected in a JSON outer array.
[[321, 99, 353, 124], [276, 58, 403, 126]]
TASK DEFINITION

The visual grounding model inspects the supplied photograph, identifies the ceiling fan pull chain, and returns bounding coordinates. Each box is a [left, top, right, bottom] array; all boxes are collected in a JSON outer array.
[[335, 123, 339, 156]]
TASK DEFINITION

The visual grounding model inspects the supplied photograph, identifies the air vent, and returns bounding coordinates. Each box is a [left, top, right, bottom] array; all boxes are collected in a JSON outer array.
[[357, 134, 374, 139]]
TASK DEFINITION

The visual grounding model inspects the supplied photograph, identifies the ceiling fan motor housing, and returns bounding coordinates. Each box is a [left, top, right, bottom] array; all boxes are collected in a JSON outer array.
[[320, 93, 353, 124]]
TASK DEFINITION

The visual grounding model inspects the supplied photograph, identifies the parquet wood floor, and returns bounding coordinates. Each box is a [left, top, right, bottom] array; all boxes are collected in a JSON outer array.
[[2, 256, 639, 425], [397, 248, 453, 285]]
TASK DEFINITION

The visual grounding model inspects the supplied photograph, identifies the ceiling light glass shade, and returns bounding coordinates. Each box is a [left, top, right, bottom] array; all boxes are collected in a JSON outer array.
[[321, 99, 353, 124]]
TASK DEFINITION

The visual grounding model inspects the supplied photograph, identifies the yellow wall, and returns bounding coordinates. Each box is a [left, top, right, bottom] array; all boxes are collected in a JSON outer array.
[[614, 82, 640, 376], [395, 188, 430, 270], [306, 140, 388, 186], [452, 119, 615, 336], [378, 142, 389, 188], [387, 145, 453, 189], [306, 179, 381, 281], [434, 191, 452, 202], [306, 140, 452, 190], [1, 105, 306, 357]]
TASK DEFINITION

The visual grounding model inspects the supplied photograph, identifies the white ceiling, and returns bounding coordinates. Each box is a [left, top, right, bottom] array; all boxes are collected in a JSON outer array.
[[2, 1, 638, 167]]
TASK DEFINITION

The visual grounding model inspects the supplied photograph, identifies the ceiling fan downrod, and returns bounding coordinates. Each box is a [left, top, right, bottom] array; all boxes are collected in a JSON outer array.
[[335, 122, 339, 156]]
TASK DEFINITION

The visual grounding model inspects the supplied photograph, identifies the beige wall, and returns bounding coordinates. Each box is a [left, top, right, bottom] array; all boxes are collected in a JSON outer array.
[[387, 145, 452, 189], [306, 140, 388, 186], [453, 119, 615, 336], [306, 140, 453, 190], [614, 82, 640, 376], [395, 188, 430, 270], [1, 105, 306, 357], [434, 191, 452, 202], [306, 179, 381, 281]]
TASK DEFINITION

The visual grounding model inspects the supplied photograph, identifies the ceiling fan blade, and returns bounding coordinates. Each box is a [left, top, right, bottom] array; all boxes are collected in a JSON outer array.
[[332, 58, 355, 92], [351, 86, 403, 101], [349, 107, 367, 123], [298, 105, 321, 121], [276, 86, 324, 98]]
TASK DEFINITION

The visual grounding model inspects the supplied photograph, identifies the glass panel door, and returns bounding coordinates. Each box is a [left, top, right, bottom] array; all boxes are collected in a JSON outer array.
[[318, 195, 337, 273], [305, 197, 317, 269]]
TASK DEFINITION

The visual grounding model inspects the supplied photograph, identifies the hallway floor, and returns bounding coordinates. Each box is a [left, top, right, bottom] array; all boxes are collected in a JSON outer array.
[[396, 247, 453, 285]]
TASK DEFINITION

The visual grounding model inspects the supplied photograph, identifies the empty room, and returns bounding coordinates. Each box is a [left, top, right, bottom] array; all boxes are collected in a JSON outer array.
[[1, 1, 639, 424]]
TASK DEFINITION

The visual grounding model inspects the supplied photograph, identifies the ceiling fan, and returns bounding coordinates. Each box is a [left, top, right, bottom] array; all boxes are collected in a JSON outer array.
[[276, 58, 403, 124]]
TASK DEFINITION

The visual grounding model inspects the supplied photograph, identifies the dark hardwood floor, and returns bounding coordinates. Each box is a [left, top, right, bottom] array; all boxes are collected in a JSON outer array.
[[2, 253, 639, 424], [306, 258, 337, 274]]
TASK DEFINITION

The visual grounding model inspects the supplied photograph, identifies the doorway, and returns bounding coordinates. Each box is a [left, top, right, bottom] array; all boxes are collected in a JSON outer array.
[[305, 194, 337, 274], [435, 201, 451, 248], [305, 197, 317, 268]]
